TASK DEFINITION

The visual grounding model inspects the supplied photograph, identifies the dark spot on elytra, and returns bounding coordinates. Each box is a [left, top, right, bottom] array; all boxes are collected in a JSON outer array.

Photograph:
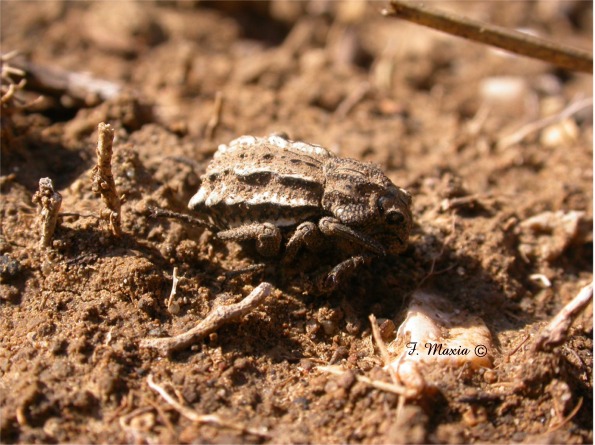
[[238, 171, 273, 186]]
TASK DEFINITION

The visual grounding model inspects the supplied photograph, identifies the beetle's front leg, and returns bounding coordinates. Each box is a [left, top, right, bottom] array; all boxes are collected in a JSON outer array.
[[318, 217, 385, 256], [318, 254, 372, 292], [284, 221, 324, 263], [217, 223, 281, 257]]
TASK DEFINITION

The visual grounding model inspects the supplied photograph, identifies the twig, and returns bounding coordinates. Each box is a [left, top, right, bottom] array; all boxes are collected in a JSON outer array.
[[118, 406, 154, 430], [335, 82, 370, 118], [166, 267, 180, 314], [1, 52, 121, 103], [497, 96, 593, 149], [144, 397, 177, 437], [140, 282, 273, 355], [317, 365, 417, 398], [507, 334, 530, 357], [91, 122, 122, 236], [529, 274, 552, 288], [383, 1, 593, 74], [147, 374, 270, 438], [31, 178, 62, 248], [205, 91, 224, 141], [1, 51, 27, 105], [533, 282, 593, 352]]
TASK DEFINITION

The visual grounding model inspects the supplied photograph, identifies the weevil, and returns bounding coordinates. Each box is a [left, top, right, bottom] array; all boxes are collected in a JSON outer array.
[[189, 134, 413, 291]]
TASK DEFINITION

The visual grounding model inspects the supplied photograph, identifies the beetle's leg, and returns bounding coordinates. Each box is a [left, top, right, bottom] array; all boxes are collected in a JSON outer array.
[[318, 217, 386, 256], [217, 223, 281, 257], [318, 255, 370, 292], [284, 221, 323, 263]]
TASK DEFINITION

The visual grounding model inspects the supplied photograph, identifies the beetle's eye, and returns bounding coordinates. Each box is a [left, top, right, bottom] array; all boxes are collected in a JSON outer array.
[[386, 210, 405, 225], [377, 196, 390, 212]]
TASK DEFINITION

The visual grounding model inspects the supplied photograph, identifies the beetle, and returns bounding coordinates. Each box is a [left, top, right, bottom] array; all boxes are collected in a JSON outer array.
[[188, 134, 413, 291]]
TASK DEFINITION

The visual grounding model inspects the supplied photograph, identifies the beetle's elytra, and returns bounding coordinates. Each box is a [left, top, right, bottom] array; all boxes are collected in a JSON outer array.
[[189, 134, 413, 291]]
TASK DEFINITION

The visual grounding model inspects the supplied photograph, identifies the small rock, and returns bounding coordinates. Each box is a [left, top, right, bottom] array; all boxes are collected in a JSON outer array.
[[336, 370, 356, 390], [0, 254, 21, 283]]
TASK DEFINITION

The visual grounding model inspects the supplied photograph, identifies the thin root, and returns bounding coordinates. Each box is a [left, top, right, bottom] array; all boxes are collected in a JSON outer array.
[[498, 96, 593, 149], [547, 397, 584, 433], [317, 365, 417, 398], [147, 374, 270, 438]]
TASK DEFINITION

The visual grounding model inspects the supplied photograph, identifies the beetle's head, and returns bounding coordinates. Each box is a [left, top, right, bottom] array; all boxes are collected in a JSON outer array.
[[322, 158, 413, 254], [374, 184, 413, 254]]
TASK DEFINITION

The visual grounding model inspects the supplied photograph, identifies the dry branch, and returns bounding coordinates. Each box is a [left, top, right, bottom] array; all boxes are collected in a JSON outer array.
[[92, 122, 122, 236], [384, 1, 593, 74], [533, 282, 593, 351], [32, 178, 62, 248], [141, 282, 273, 355]]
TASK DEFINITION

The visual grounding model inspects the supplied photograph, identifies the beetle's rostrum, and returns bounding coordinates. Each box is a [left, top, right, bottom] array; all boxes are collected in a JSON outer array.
[[189, 134, 413, 291]]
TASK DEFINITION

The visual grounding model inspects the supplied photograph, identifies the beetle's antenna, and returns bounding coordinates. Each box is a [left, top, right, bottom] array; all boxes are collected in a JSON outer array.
[[147, 206, 218, 232]]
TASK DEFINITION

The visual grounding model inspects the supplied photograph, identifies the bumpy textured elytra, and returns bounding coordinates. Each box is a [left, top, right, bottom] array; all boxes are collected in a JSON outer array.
[[189, 134, 413, 291]]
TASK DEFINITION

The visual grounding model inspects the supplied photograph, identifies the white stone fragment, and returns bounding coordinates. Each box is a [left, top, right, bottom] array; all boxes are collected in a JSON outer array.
[[479, 76, 528, 107], [518, 210, 587, 262], [387, 290, 494, 394], [540, 118, 579, 148]]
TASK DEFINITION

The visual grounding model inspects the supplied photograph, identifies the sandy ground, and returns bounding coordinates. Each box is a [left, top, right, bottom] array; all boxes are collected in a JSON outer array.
[[1, 1, 593, 443]]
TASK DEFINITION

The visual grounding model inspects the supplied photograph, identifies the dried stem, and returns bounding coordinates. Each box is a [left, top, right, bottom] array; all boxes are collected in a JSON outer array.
[[141, 282, 273, 355], [1, 51, 27, 106], [497, 96, 593, 149], [533, 282, 593, 351], [166, 267, 180, 314], [92, 122, 122, 236], [31, 178, 62, 248], [335, 82, 370, 118], [384, 1, 593, 74], [147, 374, 270, 438], [318, 365, 416, 398], [205, 91, 224, 141]]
